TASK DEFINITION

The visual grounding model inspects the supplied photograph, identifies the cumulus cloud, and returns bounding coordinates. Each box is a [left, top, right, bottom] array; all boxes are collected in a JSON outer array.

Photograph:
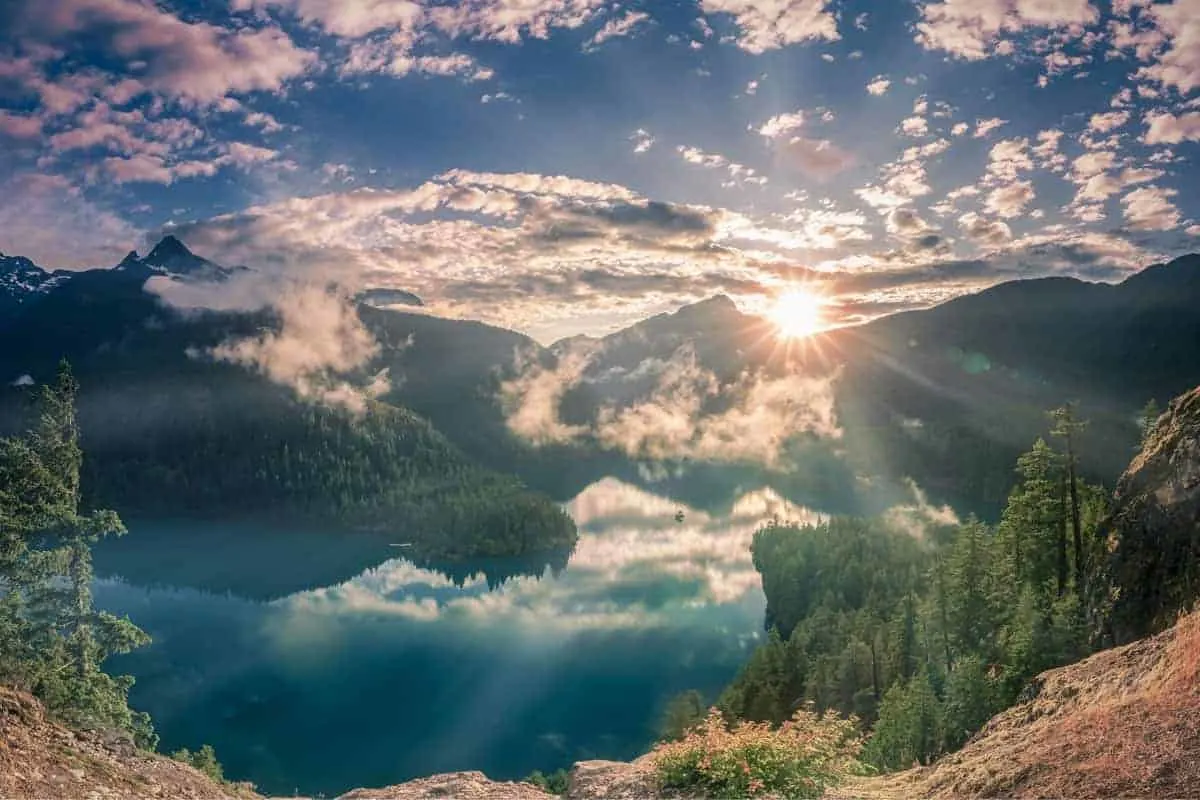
[[958, 211, 1012, 245], [0, 111, 43, 139], [14, 0, 315, 103], [985, 179, 1036, 218], [756, 111, 806, 139], [699, 0, 839, 53], [1129, 0, 1200, 94], [1088, 110, 1130, 133], [915, 0, 1098, 60], [1122, 185, 1181, 231], [866, 76, 891, 95], [900, 116, 930, 137], [1143, 110, 1200, 144], [883, 478, 960, 538]]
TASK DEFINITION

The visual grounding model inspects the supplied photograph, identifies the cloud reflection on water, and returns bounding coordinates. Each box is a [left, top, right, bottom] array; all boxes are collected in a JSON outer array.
[[277, 478, 818, 630]]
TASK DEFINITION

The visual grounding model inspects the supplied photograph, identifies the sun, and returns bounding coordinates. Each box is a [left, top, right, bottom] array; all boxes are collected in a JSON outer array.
[[769, 288, 825, 339]]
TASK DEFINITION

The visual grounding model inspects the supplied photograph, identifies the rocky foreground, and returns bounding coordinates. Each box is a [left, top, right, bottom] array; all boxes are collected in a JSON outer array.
[[6, 609, 1200, 799]]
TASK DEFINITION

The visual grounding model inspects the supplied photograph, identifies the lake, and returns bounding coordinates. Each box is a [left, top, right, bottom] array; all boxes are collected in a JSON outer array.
[[93, 477, 820, 797]]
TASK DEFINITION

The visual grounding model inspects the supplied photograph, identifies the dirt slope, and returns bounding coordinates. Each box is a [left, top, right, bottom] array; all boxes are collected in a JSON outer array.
[[833, 610, 1200, 799], [0, 686, 258, 800]]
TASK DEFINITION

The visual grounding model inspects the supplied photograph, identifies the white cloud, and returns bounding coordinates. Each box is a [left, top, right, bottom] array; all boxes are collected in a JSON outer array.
[[756, 110, 806, 139], [630, 128, 655, 153], [19, 0, 315, 103], [958, 211, 1012, 245], [986, 137, 1033, 181], [0, 173, 137, 269], [1143, 110, 1200, 144], [1088, 110, 1130, 133], [0, 111, 43, 139], [900, 116, 930, 136], [974, 117, 1007, 138], [1132, 0, 1200, 94], [866, 76, 891, 95], [699, 0, 839, 53], [985, 179, 1035, 217], [916, 0, 1098, 60], [1121, 185, 1181, 231], [502, 344, 841, 466], [586, 10, 650, 48]]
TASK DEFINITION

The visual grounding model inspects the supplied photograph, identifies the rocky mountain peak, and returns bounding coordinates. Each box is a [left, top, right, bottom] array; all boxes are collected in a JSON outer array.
[[143, 235, 212, 275]]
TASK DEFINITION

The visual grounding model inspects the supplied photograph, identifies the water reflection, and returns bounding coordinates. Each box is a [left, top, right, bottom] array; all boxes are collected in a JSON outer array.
[[94, 478, 819, 797]]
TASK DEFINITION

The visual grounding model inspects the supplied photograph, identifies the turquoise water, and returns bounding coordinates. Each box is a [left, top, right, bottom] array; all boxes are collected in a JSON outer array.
[[93, 478, 818, 797]]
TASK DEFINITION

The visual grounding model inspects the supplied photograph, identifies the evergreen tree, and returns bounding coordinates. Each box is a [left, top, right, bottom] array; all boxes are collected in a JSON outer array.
[[1049, 404, 1087, 596], [0, 363, 155, 746], [658, 690, 706, 741], [940, 656, 997, 751], [863, 672, 943, 770]]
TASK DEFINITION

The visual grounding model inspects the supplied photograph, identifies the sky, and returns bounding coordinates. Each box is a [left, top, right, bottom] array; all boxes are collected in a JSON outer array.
[[1, 0, 1198, 342]]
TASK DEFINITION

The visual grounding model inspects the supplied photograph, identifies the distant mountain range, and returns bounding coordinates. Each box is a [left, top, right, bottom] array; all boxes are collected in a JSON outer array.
[[0, 237, 575, 559], [3, 237, 1199, 520]]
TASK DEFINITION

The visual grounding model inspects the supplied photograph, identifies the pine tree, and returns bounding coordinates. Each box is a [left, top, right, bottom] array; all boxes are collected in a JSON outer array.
[[1049, 404, 1087, 596], [0, 364, 155, 746]]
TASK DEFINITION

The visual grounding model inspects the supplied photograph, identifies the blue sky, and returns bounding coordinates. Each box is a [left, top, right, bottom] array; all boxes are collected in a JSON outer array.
[[1, 0, 1198, 341]]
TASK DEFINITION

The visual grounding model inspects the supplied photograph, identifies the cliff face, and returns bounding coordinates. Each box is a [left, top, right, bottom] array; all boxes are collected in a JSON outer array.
[[1103, 385, 1200, 642]]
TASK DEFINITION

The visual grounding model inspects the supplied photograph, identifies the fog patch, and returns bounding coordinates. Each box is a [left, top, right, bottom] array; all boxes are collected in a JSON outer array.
[[500, 344, 842, 467], [498, 345, 593, 445], [883, 478, 960, 538], [148, 272, 389, 413]]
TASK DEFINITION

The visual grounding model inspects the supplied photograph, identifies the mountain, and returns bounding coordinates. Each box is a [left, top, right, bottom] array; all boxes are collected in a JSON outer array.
[[1101, 384, 1200, 642], [0, 237, 575, 559], [559, 254, 1200, 514], [0, 254, 70, 318], [6, 234, 1200, 523]]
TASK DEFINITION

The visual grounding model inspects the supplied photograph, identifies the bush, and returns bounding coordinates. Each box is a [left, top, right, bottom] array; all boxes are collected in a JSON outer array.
[[650, 708, 864, 799], [171, 744, 225, 783], [525, 768, 570, 795]]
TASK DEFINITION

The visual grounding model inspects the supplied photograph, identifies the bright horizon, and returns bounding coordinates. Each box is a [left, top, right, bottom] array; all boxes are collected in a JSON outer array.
[[1, 0, 1198, 342]]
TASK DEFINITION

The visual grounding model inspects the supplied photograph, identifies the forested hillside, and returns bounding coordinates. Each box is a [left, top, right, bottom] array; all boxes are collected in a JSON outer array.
[[701, 404, 1116, 772], [0, 242, 574, 558]]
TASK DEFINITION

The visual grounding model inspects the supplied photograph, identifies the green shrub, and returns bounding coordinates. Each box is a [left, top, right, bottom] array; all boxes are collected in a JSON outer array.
[[650, 708, 864, 799], [171, 744, 225, 783], [525, 768, 570, 795]]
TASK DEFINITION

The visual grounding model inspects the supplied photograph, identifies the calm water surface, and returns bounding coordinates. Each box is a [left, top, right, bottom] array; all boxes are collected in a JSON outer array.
[[93, 478, 819, 797]]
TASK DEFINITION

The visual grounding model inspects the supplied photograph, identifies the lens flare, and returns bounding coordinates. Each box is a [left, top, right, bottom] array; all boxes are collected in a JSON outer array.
[[769, 289, 824, 339]]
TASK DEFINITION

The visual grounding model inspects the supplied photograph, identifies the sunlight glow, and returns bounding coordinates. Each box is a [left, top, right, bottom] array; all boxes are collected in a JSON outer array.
[[768, 289, 825, 339]]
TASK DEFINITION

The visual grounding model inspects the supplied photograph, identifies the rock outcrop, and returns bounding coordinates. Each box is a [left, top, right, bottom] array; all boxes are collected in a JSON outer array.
[[1103, 385, 1200, 642], [0, 686, 256, 800]]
